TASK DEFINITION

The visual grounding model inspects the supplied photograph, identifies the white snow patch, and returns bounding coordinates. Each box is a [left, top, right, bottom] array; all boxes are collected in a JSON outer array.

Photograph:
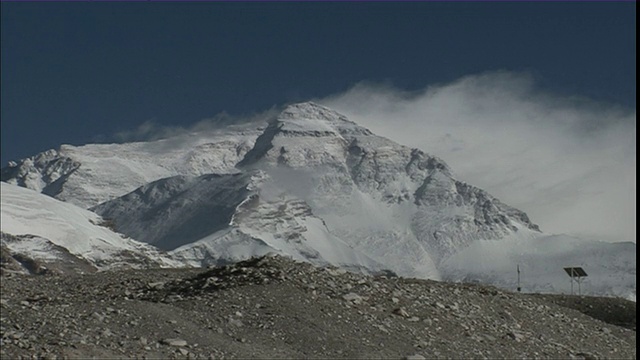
[[1, 182, 180, 268]]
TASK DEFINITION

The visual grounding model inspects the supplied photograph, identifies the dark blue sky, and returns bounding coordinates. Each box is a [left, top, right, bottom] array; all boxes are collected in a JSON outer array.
[[1, 2, 636, 165]]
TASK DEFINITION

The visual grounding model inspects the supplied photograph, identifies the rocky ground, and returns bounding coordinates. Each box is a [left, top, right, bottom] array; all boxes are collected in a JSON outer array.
[[0, 255, 636, 359]]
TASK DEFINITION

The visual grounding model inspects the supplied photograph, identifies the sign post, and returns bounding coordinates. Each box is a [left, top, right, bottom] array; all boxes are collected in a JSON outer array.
[[563, 267, 588, 295]]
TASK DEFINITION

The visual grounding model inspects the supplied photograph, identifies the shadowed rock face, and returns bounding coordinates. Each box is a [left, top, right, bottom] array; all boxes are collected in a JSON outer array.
[[0, 255, 635, 360], [91, 173, 257, 251]]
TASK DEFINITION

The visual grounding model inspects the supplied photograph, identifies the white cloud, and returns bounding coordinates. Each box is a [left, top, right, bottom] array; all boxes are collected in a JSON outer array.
[[318, 71, 636, 242]]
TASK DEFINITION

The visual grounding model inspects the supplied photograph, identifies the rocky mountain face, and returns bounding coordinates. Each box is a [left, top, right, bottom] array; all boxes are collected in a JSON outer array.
[[0, 102, 634, 300], [0, 255, 635, 359]]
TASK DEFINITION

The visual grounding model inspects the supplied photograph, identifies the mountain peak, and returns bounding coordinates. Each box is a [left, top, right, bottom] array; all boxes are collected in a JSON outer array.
[[275, 102, 366, 136], [280, 102, 339, 118]]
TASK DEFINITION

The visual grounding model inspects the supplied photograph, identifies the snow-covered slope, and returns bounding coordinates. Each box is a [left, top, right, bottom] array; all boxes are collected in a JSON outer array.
[[1, 124, 262, 208], [0, 182, 181, 270]]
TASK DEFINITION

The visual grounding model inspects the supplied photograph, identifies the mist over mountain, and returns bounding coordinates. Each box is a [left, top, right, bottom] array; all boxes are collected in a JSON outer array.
[[1, 102, 635, 300]]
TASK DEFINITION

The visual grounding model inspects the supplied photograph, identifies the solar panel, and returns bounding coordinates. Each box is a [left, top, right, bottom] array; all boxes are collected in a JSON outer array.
[[563, 267, 587, 277]]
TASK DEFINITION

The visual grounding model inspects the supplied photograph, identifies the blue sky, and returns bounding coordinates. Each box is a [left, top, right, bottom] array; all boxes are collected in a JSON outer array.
[[1, 2, 635, 165]]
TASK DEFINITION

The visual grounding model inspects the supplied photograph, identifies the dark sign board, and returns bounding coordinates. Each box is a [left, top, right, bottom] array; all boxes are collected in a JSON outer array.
[[563, 267, 588, 277]]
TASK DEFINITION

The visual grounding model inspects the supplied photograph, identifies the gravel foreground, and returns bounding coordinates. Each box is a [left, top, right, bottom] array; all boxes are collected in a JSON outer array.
[[0, 255, 635, 359]]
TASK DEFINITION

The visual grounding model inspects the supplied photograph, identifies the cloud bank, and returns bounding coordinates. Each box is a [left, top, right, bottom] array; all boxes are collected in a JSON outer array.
[[318, 71, 636, 242]]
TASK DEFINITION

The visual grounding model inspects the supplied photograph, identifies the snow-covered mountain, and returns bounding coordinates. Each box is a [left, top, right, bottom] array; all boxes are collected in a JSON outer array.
[[1, 102, 635, 299], [0, 182, 181, 273], [74, 102, 539, 279], [1, 124, 261, 209]]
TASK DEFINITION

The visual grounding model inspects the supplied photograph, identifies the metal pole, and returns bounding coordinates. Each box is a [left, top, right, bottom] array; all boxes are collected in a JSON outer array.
[[578, 278, 581, 295], [570, 268, 575, 295], [517, 264, 521, 292]]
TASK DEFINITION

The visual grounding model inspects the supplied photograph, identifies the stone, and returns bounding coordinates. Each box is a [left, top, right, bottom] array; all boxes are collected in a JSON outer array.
[[375, 324, 389, 333], [91, 312, 105, 322], [393, 307, 409, 318], [404, 355, 426, 360], [343, 293, 364, 304], [160, 338, 188, 347], [506, 331, 525, 342], [326, 268, 346, 276], [148, 282, 166, 289], [434, 302, 446, 310], [483, 334, 496, 342]]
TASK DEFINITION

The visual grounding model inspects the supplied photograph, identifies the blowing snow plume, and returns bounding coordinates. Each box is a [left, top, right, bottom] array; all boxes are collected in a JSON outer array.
[[112, 108, 280, 144], [320, 71, 636, 243]]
